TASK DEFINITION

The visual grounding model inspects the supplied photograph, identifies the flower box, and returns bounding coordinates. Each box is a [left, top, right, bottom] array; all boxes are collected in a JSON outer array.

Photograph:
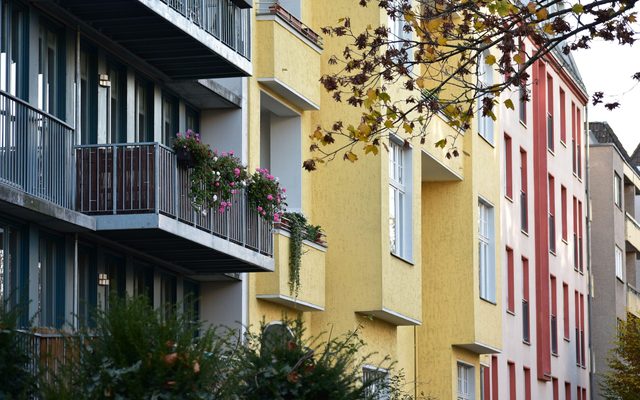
[[176, 148, 196, 168]]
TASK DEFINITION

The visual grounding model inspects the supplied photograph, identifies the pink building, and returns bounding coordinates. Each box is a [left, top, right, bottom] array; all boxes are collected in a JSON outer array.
[[485, 46, 590, 399]]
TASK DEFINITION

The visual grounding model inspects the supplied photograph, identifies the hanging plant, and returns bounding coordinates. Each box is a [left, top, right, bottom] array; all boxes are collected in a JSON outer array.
[[283, 212, 308, 297], [246, 168, 287, 222]]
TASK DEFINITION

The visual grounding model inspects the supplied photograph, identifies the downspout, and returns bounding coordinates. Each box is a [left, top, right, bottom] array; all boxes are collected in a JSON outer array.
[[73, 234, 78, 331], [584, 106, 594, 400], [414, 326, 418, 398], [73, 30, 81, 331]]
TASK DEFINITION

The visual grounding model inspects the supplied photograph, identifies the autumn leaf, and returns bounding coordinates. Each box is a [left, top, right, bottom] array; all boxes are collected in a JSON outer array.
[[504, 99, 515, 110], [536, 8, 549, 20], [572, 3, 584, 14], [485, 54, 497, 65], [344, 151, 358, 162], [364, 144, 379, 155]]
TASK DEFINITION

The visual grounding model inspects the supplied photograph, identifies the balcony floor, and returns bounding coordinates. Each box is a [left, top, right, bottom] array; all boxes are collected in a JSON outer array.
[[94, 213, 274, 276]]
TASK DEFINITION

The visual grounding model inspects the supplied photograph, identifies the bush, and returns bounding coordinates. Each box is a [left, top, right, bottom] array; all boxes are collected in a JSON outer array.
[[0, 302, 35, 399]]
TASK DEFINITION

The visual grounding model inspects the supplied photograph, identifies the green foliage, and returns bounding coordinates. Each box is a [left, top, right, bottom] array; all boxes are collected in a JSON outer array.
[[285, 212, 307, 297], [44, 296, 234, 400], [601, 315, 640, 400], [247, 168, 287, 222], [225, 319, 407, 400], [0, 302, 35, 399]]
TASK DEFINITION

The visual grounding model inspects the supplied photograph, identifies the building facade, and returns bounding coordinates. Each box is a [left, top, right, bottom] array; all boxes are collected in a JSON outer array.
[[589, 121, 640, 400]]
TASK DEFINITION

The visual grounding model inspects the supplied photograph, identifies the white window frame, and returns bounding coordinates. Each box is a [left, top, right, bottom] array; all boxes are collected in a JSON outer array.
[[388, 1, 413, 67], [457, 362, 475, 400], [389, 138, 413, 261], [615, 245, 623, 280], [479, 199, 496, 302], [363, 365, 390, 400], [477, 50, 494, 143]]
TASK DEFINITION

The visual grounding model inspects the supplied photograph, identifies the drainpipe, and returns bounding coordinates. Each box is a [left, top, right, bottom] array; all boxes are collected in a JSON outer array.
[[73, 233, 79, 331], [585, 105, 594, 400]]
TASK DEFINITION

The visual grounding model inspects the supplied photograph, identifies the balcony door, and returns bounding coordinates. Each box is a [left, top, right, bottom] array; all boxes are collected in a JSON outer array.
[[38, 232, 65, 328], [135, 77, 153, 143], [107, 62, 126, 143], [80, 46, 97, 144], [38, 22, 65, 119], [1, 1, 27, 99]]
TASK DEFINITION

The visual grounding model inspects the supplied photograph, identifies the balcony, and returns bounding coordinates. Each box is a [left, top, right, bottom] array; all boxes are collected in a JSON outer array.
[[255, 228, 326, 311], [625, 212, 640, 252], [628, 284, 640, 318], [75, 143, 274, 275], [0, 91, 94, 231], [42, 0, 251, 79], [255, 1, 321, 110]]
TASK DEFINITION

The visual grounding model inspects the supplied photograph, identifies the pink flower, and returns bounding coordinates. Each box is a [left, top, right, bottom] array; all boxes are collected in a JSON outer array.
[[257, 206, 263, 212], [267, 175, 274, 181], [267, 194, 274, 201], [282, 188, 287, 193], [221, 152, 227, 157], [221, 201, 227, 207], [256, 167, 261, 172], [176, 133, 182, 138], [262, 211, 266, 216], [234, 168, 241, 176], [229, 150, 234, 155], [230, 182, 235, 187], [274, 214, 280, 222], [231, 190, 237, 195], [215, 182, 220, 187], [219, 207, 225, 213]]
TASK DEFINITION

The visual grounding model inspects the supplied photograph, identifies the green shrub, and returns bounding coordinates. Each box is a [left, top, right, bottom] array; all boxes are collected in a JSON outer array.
[[0, 302, 35, 399]]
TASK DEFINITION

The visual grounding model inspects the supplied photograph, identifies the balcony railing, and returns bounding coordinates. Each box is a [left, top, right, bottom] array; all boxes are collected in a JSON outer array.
[[256, 1, 323, 48], [160, 0, 251, 59], [75, 143, 272, 256], [0, 90, 75, 209], [14, 330, 77, 382]]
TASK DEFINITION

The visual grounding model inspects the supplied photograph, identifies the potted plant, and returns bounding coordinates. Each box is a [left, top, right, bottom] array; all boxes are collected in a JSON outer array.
[[173, 130, 209, 169]]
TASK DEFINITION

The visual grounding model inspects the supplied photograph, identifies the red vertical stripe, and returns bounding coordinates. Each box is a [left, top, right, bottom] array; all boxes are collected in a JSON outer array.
[[507, 247, 515, 313], [563, 282, 570, 339], [533, 60, 551, 381], [565, 382, 572, 400], [578, 201, 583, 272], [582, 387, 587, 400], [577, 386, 582, 400], [483, 365, 491, 400], [560, 89, 566, 143], [551, 276, 557, 315], [575, 290, 580, 365], [561, 186, 567, 241], [577, 108, 582, 177], [580, 293, 586, 366], [505, 134, 513, 198], [508, 361, 516, 400], [492, 355, 499, 400], [524, 367, 531, 400], [552, 378, 559, 400]]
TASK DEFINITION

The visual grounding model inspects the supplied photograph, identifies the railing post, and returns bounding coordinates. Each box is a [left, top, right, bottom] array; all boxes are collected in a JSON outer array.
[[241, 191, 246, 247], [112, 145, 117, 214], [155, 144, 160, 214], [174, 154, 179, 219]]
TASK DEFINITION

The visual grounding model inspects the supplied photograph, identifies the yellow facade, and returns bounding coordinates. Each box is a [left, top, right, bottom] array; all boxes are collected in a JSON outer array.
[[246, 1, 502, 398]]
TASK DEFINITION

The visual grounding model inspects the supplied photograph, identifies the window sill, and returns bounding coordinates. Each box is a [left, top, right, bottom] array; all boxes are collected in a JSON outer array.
[[505, 194, 514, 203], [523, 340, 531, 346], [548, 148, 555, 156], [521, 229, 529, 237], [478, 132, 495, 148], [506, 309, 516, 316], [549, 249, 557, 256], [561, 238, 568, 245], [560, 140, 567, 148], [552, 352, 558, 358], [616, 276, 625, 284], [519, 120, 527, 129], [564, 337, 570, 342], [391, 252, 415, 266], [479, 297, 497, 306]]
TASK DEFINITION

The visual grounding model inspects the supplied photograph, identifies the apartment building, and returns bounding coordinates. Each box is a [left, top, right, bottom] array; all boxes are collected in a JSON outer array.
[[589, 121, 640, 400], [0, 0, 271, 335], [490, 46, 590, 399]]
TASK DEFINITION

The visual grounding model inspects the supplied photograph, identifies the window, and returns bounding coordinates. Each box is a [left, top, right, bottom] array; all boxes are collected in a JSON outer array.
[[563, 282, 570, 340], [582, 387, 587, 400], [186, 105, 201, 133], [457, 362, 475, 400], [614, 173, 622, 208], [547, 74, 554, 152], [576, 108, 582, 178], [507, 247, 515, 313], [565, 382, 571, 400], [577, 386, 582, 400], [389, 139, 412, 260], [615, 246, 624, 280], [477, 51, 494, 143], [578, 201, 583, 272], [520, 149, 528, 232], [38, 234, 65, 328], [523, 367, 531, 400], [160, 273, 177, 320], [0, 225, 21, 312], [518, 40, 527, 124], [559, 89, 566, 143], [574, 290, 580, 364], [522, 257, 530, 343], [580, 293, 585, 366], [491, 356, 499, 400], [133, 262, 154, 305], [550, 275, 558, 355], [573, 196, 578, 270], [135, 78, 153, 142], [574, 291, 586, 367], [549, 175, 556, 253], [162, 93, 178, 146], [571, 103, 577, 174], [107, 62, 126, 143], [552, 378, 559, 400], [508, 361, 516, 400], [38, 23, 64, 118], [561, 186, 568, 241], [504, 134, 513, 198], [479, 200, 496, 302], [1, 1, 28, 99], [363, 366, 390, 400], [80, 46, 98, 144], [183, 280, 200, 324], [78, 244, 97, 328]]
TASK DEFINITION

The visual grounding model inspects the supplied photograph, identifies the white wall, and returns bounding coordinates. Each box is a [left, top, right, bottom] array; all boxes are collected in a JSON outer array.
[[201, 108, 244, 157], [269, 115, 302, 211], [200, 281, 244, 331]]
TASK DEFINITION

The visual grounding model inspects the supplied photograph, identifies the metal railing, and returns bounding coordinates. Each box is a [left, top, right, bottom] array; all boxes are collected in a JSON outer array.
[[0, 90, 75, 209], [14, 330, 77, 382], [75, 143, 273, 256], [256, 1, 323, 48], [160, 0, 251, 59]]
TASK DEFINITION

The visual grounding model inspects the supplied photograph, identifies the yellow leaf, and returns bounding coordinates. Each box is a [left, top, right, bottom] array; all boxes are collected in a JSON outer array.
[[513, 53, 525, 65], [485, 54, 497, 65], [416, 77, 426, 89], [571, 3, 584, 14], [536, 8, 549, 20], [527, 2, 536, 13], [403, 123, 414, 134], [504, 99, 515, 110], [358, 122, 371, 138], [312, 127, 323, 140], [364, 144, 379, 155], [384, 119, 394, 129], [543, 23, 555, 35], [345, 151, 358, 162], [367, 88, 377, 101]]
